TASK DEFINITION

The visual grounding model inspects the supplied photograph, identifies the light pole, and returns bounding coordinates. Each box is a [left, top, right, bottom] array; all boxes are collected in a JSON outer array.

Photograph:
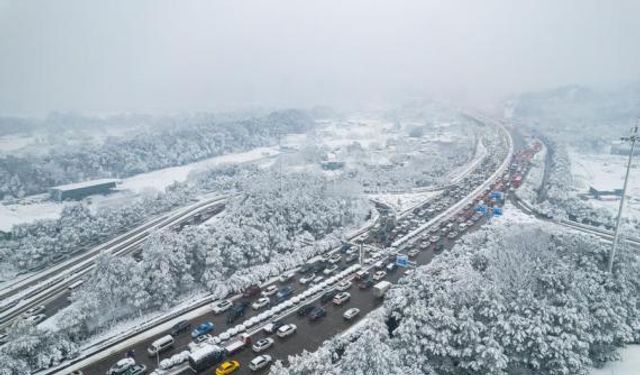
[[608, 123, 639, 273]]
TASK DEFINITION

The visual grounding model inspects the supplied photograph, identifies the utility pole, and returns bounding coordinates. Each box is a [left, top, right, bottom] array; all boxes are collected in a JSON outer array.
[[608, 122, 638, 273]]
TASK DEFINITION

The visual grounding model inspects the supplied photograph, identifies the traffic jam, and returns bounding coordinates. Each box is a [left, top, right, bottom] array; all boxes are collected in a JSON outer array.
[[92, 141, 514, 375]]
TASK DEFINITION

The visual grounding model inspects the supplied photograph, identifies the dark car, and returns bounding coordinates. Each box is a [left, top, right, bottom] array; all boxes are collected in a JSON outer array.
[[226, 302, 250, 324], [297, 304, 316, 317], [358, 279, 374, 289], [434, 243, 445, 253], [311, 261, 327, 273], [298, 263, 313, 274], [242, 285, 261, 298], [169, 320, 191, 336], [320, 290, 337, 304], [309, 307, 327, 321], [275, 285, 295, 303]]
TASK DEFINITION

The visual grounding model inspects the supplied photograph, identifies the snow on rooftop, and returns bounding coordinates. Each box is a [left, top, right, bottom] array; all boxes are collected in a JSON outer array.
[[50, 178, 119, 192]]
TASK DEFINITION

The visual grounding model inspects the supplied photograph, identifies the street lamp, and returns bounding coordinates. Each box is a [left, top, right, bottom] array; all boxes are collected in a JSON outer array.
[[608, 122, 639, 273]]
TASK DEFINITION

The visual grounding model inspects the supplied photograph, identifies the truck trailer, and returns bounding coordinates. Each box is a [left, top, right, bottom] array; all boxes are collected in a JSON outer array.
[[373, 281, 392, 298]]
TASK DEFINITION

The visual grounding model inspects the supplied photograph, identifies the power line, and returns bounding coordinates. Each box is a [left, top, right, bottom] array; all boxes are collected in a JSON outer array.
[[608, 121, 639, 273]]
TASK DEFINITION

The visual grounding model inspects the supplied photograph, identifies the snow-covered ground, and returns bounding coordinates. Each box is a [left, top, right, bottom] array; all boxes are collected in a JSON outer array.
[[0, 147, 279, 231], [590, 345, 640, 375], [119, 146, 279, 193], [368, 191, 440, 213], [568, 149, 640, 219]]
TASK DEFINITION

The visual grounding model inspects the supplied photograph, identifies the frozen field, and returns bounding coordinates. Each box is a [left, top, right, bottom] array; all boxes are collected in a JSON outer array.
[[569, 149, 640, 220]]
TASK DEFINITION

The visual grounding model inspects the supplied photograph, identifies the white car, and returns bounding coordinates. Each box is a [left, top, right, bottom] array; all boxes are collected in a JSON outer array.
[[279, 272, 295, 283], [408, 249, 420, 258], [25, 313, 46, 325], [373, 270, 387, 281], [106, 358, 135, 375], [252, 337, 274, 353], [23, 305, 45, 318], [193, 333, 211, 344], [249, 355, 273, 371], [311, 276, 324, 285], [335, 280, 352, 291], [363, 257, 373, 265], [211, 299, 233, 314], [322, 264, 338, 275], [328, 253, 342, 264], [332, 292, 351, 305], [276, 324, 297, 338], [252, 297, 270, 310], [343, 307, 360, 321], [299, 273, 316, 285], [261, 285, 278, 297], [404, 269, 414, 276]]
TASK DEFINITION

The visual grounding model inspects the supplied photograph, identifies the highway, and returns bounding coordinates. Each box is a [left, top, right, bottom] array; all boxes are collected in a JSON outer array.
[[45, 114, 512, 375], [0, 195, 228, 331]]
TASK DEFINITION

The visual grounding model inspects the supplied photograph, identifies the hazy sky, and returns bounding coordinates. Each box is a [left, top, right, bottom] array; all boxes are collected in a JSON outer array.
[[0, 0, 639, 115]]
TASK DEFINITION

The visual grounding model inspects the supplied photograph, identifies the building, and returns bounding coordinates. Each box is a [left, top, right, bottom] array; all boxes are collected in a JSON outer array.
[[49, 178, 119, 201], [588, 185, 623, 200]]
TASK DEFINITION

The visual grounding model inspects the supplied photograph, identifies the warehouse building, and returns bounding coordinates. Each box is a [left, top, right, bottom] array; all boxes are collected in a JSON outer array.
[[49, 178, 119, 201]]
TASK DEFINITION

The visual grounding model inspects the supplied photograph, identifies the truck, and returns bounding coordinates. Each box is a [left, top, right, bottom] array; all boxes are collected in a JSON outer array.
[[224, 339, 246, 356], [373, 281, 392, 298]]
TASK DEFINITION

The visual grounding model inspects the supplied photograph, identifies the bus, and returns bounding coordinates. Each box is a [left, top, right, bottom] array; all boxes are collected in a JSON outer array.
[[188, 344, 225, 373]]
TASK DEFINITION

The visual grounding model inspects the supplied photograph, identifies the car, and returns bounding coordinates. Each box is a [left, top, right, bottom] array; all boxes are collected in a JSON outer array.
[[252, 337, 274, 353], [25, 313, 46, 324], [407, 249, 420, 258], [249, 355, 273, 371], [226, 302, 250, 324], [279, 272, 295, 283], [106, 358, 135, 375], [332, 292, 351, 305], [311, 261, 327, 273], [297, 304, 316, 317], [404, 269, 414, 276], [169, 320, 191, 336], [127, 364, 147, 375], [328, 253, 342, 263], [322, 264, 338, 275], [320, 290, 337, 303], [344, 253, 358, 263], [261, 285, 278, 297], [193, 333, 211, 344], [308, 307, 326, 321], [298, 263, 313, 274], [447, 232, 457, 240], [191, 321, 214, 338], [215, 360, 240, 375], [275, 285, 294, 303], [252, 297, 270, 310], [372, 252, 383, 261], [373, 271, 386, 281], [263, 320, 285, 334], [311, 275, 324, 285], [242, 285, 261, 298], [355, 270, 370, 280], [358, 279, 374, 289], [362, 257, 373, 265], [299, 273, 316, 285], [343, 307, 360, 320], [211, 300, 233, 314], [430, 235, 440, 243], [0, 333, 7, 345], [276, 323, 297, 338], [23, 305, 45, 318], [386, 263, 396, 272], [335, 280, 352, 291]]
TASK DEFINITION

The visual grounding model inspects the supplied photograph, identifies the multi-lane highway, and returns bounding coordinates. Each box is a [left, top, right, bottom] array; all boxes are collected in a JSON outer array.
[[0, 195, 228, 332], [41, 115, 513, 375]]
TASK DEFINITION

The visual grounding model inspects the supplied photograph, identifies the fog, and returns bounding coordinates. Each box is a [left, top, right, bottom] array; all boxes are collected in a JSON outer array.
[[0, 0, 639, 115]]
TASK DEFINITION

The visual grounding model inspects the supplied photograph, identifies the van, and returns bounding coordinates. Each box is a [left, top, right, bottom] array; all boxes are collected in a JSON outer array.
[[147, 334, 174, 356]]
